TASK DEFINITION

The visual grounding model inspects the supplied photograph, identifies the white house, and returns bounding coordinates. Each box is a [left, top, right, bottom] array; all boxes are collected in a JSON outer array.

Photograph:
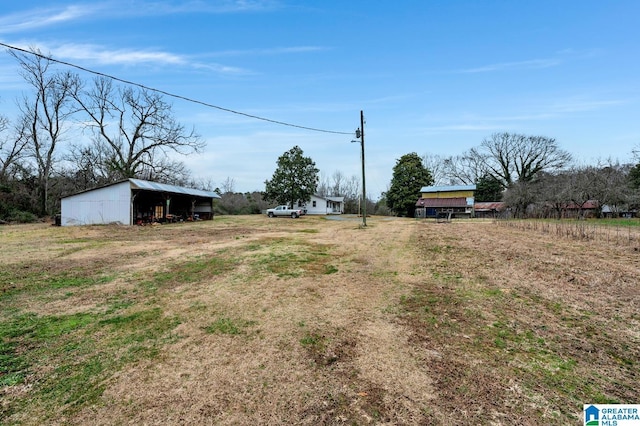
[[300, 195, 344, 215], [60, 179, 220, 226]]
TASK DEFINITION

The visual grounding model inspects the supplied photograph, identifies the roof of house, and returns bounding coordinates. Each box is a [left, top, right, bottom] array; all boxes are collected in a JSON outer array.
[[563, 200, 599, 210], [311, 194, 344, 202], [325, 196, 344, 202], [420, 184, 476, 193], [416, 197, 470, 208]]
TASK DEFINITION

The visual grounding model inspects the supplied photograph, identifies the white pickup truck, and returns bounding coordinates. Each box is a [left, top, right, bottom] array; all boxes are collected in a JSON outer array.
[[266, 205, 304, 218]]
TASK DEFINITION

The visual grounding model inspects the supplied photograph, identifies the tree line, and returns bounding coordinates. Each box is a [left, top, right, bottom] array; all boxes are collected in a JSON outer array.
[[2, 50, 639, 222], [0, 50, 382, 221], [0, 49, 203, 222], [418, 133, 640, 219], [255, 130, 639, 220]]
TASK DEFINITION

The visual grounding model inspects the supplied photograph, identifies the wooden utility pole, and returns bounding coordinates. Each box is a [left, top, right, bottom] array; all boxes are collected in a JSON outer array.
[[359, 110, 366, 227]]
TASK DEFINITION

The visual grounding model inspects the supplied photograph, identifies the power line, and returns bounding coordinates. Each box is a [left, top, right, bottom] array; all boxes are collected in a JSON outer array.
[[0, 41, 354, 136]]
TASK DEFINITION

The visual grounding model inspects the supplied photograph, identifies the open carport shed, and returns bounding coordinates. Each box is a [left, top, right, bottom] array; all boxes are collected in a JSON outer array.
[[61, 178, 220, 226]]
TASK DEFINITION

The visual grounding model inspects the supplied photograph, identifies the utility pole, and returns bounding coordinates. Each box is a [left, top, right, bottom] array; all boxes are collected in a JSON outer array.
[[355, 110, 366, 227]]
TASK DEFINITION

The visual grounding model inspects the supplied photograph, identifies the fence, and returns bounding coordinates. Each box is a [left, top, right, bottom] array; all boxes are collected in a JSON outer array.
[[495, 219, 640, 247]]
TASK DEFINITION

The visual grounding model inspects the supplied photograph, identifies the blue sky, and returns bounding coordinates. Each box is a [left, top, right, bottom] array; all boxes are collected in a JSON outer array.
[[0, 1, 639, 197]]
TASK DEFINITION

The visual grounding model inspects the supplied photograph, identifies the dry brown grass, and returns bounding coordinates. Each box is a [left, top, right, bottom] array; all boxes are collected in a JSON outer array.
[[1, 216, 638, 425]]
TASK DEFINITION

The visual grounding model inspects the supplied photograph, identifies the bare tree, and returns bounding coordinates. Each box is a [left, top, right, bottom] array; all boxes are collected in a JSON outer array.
[[189, 176, 215, 192], [317, 171, 351, 198], [330, 170, 348, 196], [63, 144, 110, 192], [137, 151, 191, 185], [477, 132, 572, 189], [316, 173, 329, 197], [442, 151, 487, 185], [536, 171, 573, 218], [214, 176, 246, 213], [73, 76, 204, 181], [565, 166, 597, 219], [587, 160, 633, 217], [422, 153, 448, 186], [0, 113, 28, 181], [11, 49, 80, 215], [221, 177, 236, 194], [502, 181, 540, 218]]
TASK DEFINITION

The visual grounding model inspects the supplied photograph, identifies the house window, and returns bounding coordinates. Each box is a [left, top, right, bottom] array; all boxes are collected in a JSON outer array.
[[312, 201, 317, 207]]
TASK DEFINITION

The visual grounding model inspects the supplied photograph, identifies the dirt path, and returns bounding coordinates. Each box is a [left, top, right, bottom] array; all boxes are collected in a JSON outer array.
[[51, 216, 433, 425]]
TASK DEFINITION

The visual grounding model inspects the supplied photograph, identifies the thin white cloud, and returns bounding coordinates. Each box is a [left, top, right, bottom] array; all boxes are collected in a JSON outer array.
[[457, 58, 561, 74], [191, 62, 252, 75], [423, 124, 502, 132], [0, 5, 101, 34], [420, 96, 626, 133], [0, 1, 279, 34], [549, 99, 626, 113], [139, 0, 281, 14], [7, 40, 250, 75], [53, 43, 186, 66], [206, 46, 328, 58]]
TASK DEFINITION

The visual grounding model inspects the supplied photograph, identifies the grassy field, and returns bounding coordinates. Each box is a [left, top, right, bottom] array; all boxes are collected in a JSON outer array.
[[1, 215, 638, 425]]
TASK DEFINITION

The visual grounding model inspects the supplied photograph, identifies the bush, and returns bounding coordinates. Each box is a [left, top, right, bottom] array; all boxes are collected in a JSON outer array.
[[6, 210, 38, 223]]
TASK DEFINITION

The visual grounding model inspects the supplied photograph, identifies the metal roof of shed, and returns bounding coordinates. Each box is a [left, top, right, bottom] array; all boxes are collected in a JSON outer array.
[[420, 185, 476, 193], [474, 202, 506, 211], [62, 178, 220, 199], [129, 179, 220, 198]]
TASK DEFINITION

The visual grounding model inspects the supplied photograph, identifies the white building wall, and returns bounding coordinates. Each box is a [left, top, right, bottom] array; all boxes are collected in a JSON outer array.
[[304, 195, 344, 215], [305, 195, 327, 215], [61, 181, 131, 226]]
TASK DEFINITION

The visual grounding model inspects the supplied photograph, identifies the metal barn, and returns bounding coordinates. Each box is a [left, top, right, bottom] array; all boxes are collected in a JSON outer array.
[[60, 179, 220, 226], [415, 185, 476, 219]]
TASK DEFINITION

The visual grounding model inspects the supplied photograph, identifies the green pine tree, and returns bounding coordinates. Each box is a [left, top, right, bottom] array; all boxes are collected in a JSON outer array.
[[264, 146, 319, 208], [387, 152, 433, 217]]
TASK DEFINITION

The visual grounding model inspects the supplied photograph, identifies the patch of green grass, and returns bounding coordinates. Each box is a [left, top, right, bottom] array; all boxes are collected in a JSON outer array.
[[425, 244, 453, 254], [3, 311, 95, 341], [431, 270, 462, 283], [324, 265, 339, 274], [171, 254, 237, 282], [399, 278, 632, 422], [0, 267, 115, 304], [145, 253, 238, 291], [57, 238, 92, 244], [251, 239, 337, 278], [103, 295, 136, 315], [590, 218, 640, 228], [204, 317, 257, 335], [300, 332, 327, 351], [260, 252, 304, 277], [0, 311, 97, 390], [297, 229, 319, 234], [100, 308, 181, 345], [41, 355, 108, 410], [48, 273, 114, 289], [0, 340, 28, 386], [483, 287, 503, 297], [1, 302, 181, 418]]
